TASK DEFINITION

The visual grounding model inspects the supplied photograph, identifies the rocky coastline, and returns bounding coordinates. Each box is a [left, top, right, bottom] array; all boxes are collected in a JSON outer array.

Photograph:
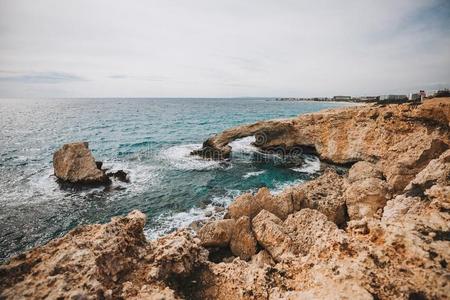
[[1, 98, 449, 299]]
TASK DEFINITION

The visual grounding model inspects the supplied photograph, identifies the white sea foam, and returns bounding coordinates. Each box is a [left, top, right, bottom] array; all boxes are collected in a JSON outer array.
[[272, 178, 305, 194], [291, 154, 320, 174], [144, 205, 218, 240], [144, 191, 239, 240], [101, 160, 159, 194], [242, 170, 266, 179], [229, 136, 257, 154], [159, 144, 223, 170]]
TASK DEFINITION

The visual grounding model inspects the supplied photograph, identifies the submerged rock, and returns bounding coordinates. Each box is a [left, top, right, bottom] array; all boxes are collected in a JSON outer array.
[[53, 142, 110, 186], [106, 169, 130, 183]]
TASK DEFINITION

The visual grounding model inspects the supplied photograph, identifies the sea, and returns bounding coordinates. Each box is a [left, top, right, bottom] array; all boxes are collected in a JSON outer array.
[[0, 98, 355, 261]]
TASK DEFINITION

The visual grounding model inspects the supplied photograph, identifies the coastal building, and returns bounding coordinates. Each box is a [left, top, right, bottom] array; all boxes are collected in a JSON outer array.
[[379, 95, 408, 103], [358, 96, 379, 102], [433, 89, 450, 98], [333, 96, 352, 101]]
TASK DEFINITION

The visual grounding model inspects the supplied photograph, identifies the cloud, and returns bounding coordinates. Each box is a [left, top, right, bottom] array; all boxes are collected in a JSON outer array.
[[0, 0, 449, 97], [0, 71, 87, 84]]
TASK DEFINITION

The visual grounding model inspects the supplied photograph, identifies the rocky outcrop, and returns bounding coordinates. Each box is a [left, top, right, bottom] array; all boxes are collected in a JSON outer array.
[[230, 216, 257, 261], [53, 142, 111, 186], [285, 168, 347, 225], [3, 98, 450, 300], [0, 211, 208, 299], [193, 99, 450, 191], [198, 219, 235, 247]]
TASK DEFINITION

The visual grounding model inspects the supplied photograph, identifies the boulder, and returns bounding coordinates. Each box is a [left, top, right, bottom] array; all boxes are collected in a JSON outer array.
[[284, 209, 340, 255], [405, 149, 450, 193], [198, 219, 235, 247], [345, 177, 388, 220], [348, 161, 382, 183], [106, 169, 130, 183], [286, 169, 347, 226], [251, 210, 293, 262], [53, 142, 110, 186], [254, 187, 294, 220], [383, 138, 448, 192], [250, 250, 274, 267], [229, 216, 257, 261], [227, 192, 262, 220]]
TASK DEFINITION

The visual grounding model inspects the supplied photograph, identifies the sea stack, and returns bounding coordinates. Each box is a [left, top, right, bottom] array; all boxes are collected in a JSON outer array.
[[53, 142, 111, 186]]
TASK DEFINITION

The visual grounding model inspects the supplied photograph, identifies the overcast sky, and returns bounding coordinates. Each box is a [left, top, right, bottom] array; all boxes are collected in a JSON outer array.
[[0, 0, 449, 98]]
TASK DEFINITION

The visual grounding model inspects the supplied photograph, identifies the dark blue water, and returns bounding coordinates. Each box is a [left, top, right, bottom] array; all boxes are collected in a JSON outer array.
[[0, 98, 354, 261]]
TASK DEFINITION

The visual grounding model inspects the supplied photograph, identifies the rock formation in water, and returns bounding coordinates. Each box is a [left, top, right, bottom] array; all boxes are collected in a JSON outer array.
[[53, 142, 111, 186], [192, 98, 450, 192], [2, 98, 449, 299], [53, 142, 131, 187]]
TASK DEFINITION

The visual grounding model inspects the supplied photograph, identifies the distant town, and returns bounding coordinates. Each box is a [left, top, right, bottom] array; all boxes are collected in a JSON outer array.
[[276, 88, 450, 103]]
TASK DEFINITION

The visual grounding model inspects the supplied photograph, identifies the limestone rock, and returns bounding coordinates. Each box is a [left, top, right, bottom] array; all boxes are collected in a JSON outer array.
[[406, 149, 450, 193], [254, 187, 294, 220], [286, 169, 347, 226], [284, 209, 341, 255], [345, 177, 389, 220], [251, 210, 293, 262], [198, 219, 235, 247], [348, 161, 382, 183], [53, 142, 110, 185], [229, 216, 257, 261], [148, 230, 208, 280], [250, 250, 275, 267], [227, 192, 262, 220]]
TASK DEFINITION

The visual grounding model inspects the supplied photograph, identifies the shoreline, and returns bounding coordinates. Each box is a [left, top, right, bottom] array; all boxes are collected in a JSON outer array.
[[1, 98, 449, 299]]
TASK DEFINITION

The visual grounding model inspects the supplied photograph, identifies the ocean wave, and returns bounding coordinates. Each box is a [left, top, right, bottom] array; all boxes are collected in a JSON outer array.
[[242, 170, 266, 179], [144, 205, 220, 240], [291, 154, 320, 174], [229, 136, 257, 154], [144, 191, 239, 240], [159, 144, 223, 171]]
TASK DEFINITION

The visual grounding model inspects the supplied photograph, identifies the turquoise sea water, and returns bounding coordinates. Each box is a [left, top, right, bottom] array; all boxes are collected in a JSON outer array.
[[0, 98, 354, 261]]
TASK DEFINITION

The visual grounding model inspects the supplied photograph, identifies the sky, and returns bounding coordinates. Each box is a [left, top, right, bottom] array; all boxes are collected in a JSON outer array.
[[0, 0, 449, 98]]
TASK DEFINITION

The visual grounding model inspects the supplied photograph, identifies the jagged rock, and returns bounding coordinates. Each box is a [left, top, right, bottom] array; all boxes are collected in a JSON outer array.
[[383, 138, 448, 192], [427, 184, 450, 210], [348, 161, 383, 183], [345, 177, 389, 220], [250, 250, 274, 267], [229, 216, 257, 261], [106, 169, 130, 183], [269, 280, 373, 300], [251, 210, 293, 262], [284, 209, 341, 255], [406, 149, 450, 193], [227, 192, 262, 220], [382, 194, 423, 222], [285, 169, 347, 226], [53, 142, 110, 186], [147, 230, 209, 280], [0, 210, 209, 300], [198, 219, 236, 247], [254, 187, 294, 220]]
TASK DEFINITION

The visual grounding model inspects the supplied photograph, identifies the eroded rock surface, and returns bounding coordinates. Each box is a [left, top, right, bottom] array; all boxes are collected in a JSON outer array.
[[53, 142, 111, 186], [0, 211, 208, 299], [198, 219, 235, 247]]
